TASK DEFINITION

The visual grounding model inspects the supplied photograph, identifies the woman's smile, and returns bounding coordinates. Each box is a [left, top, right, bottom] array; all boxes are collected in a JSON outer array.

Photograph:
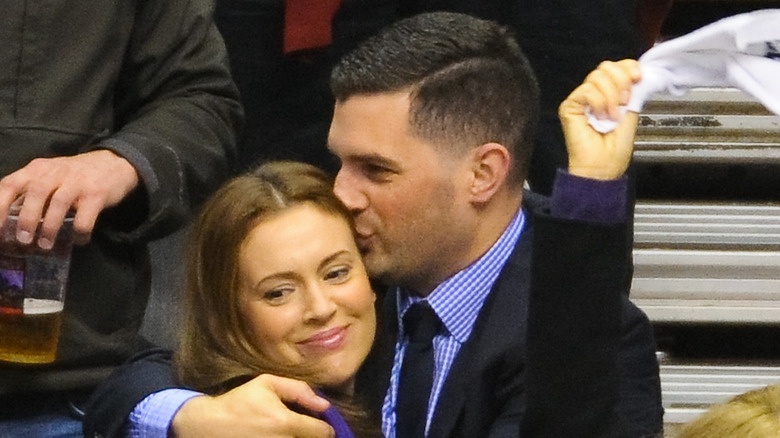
[[298, 325, 349, 354]]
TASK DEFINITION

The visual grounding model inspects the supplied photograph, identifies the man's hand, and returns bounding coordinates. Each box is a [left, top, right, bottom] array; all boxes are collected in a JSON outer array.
[[0, 149, 139, 249], [171, 374, 335, 438], [560, 59, 642, 180]]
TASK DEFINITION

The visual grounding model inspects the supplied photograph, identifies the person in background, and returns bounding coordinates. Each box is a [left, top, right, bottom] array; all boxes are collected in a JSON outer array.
[[83, 12, 663, 438], [0, 0, 242, 436], [677, 384, 780, 438], [214, 0, 342, 174]]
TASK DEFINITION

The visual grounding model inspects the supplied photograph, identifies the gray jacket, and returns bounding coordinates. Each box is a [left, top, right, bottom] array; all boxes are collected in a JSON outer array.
[[0, 0, 242, 393]]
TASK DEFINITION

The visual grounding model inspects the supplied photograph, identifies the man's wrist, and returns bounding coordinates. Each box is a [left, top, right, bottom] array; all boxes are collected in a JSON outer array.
[[128, 389, 203, 438]]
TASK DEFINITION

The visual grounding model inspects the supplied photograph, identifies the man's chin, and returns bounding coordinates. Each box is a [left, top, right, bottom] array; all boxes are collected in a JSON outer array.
[[362, 252, 390, 280]]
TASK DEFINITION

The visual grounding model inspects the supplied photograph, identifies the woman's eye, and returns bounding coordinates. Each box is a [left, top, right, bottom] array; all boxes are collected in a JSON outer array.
[[325, 266, 351, 283], [262, 288, 293, 304]]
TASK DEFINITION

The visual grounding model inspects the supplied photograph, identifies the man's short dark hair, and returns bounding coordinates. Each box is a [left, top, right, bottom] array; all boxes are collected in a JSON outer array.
[[330, 12, 540, 185]]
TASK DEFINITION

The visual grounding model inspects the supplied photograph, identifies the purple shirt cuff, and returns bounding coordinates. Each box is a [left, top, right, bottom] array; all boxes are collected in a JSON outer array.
[[319, 404, 355, 438], [550, 169, 627, 224], [127, 388, 203, 438]]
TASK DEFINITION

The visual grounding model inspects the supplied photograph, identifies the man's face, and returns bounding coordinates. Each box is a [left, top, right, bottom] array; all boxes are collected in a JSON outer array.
[[328, 92, 473, 295]]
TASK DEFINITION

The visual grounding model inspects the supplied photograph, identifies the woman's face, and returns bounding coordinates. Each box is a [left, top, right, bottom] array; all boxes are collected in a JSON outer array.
[[237, 203, 376, 392]]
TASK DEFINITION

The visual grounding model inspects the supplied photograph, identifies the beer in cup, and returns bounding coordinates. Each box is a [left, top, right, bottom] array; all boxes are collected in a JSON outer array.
[[0, 207, 74, 364]]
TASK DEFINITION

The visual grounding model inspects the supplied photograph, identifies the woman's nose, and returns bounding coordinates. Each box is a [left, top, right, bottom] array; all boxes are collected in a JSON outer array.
[[304, 284, 338, 323]]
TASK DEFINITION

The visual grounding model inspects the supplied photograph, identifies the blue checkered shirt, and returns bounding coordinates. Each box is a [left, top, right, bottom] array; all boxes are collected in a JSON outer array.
[[381, 208, 526, 437]]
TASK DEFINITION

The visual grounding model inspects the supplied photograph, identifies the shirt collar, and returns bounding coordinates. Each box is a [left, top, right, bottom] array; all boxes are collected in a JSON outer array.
[[397, 207, 526, 343]]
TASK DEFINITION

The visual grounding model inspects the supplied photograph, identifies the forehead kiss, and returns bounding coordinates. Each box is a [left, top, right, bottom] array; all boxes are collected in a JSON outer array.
[[326, 90, 483, 296]]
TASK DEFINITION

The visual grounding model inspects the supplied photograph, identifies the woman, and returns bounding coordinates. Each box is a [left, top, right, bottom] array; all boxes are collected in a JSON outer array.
[[174, 161, 381, 437]]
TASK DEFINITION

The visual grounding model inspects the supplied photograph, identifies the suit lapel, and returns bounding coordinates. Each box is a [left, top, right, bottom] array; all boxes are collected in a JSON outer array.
[[427, 216, 534, 438]]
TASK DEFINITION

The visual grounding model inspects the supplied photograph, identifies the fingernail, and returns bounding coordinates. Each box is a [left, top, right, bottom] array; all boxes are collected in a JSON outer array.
[[17, 230, 32, 244], [38, 237, 53, 250]]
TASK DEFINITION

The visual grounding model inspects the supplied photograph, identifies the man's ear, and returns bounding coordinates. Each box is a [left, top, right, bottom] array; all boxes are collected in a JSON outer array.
[[469, 142, 511, 204]]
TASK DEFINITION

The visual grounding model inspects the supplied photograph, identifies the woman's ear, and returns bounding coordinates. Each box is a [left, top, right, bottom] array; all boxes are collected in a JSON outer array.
[[469, 142, 511, 204]]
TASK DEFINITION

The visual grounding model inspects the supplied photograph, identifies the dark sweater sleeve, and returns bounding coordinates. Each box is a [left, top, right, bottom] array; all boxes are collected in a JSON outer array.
[[82, 348, 178, 438], [550, 169, 628, 224]]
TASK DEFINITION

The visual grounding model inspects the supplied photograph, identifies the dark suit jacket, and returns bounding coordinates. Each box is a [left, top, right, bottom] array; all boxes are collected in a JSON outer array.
[[83, 199, 663, 438], [522, 209, 661, 438], [369, 200, 662, 438]]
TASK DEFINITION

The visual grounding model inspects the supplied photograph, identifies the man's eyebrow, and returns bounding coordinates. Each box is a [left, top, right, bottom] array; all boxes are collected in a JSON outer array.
[[328, 147, 398, 168]]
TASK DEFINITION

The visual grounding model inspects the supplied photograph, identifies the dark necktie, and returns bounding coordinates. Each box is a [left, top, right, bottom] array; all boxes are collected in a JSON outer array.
[[396, 302, 441, 438]]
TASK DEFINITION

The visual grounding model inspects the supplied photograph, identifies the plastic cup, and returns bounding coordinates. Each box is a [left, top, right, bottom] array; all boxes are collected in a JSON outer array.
[[0, 207, 74, 364]]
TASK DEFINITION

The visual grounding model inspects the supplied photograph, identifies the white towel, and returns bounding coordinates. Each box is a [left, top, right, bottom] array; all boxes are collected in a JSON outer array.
[[588, 9, 780, 133]]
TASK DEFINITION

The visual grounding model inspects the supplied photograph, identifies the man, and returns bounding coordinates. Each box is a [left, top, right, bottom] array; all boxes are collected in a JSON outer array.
[[328, 13, 659, 437], [0, 0, 241, 436], [84, 12, 662, 438]]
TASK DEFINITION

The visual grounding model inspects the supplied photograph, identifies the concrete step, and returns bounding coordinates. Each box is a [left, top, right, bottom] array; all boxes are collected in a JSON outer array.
[[659, 361, 780, 425], [631, 201, 780, 323], [635, 88, 780, 164]]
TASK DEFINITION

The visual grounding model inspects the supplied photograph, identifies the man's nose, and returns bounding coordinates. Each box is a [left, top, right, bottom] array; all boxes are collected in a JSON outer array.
[[334, 169, 368, 212]]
